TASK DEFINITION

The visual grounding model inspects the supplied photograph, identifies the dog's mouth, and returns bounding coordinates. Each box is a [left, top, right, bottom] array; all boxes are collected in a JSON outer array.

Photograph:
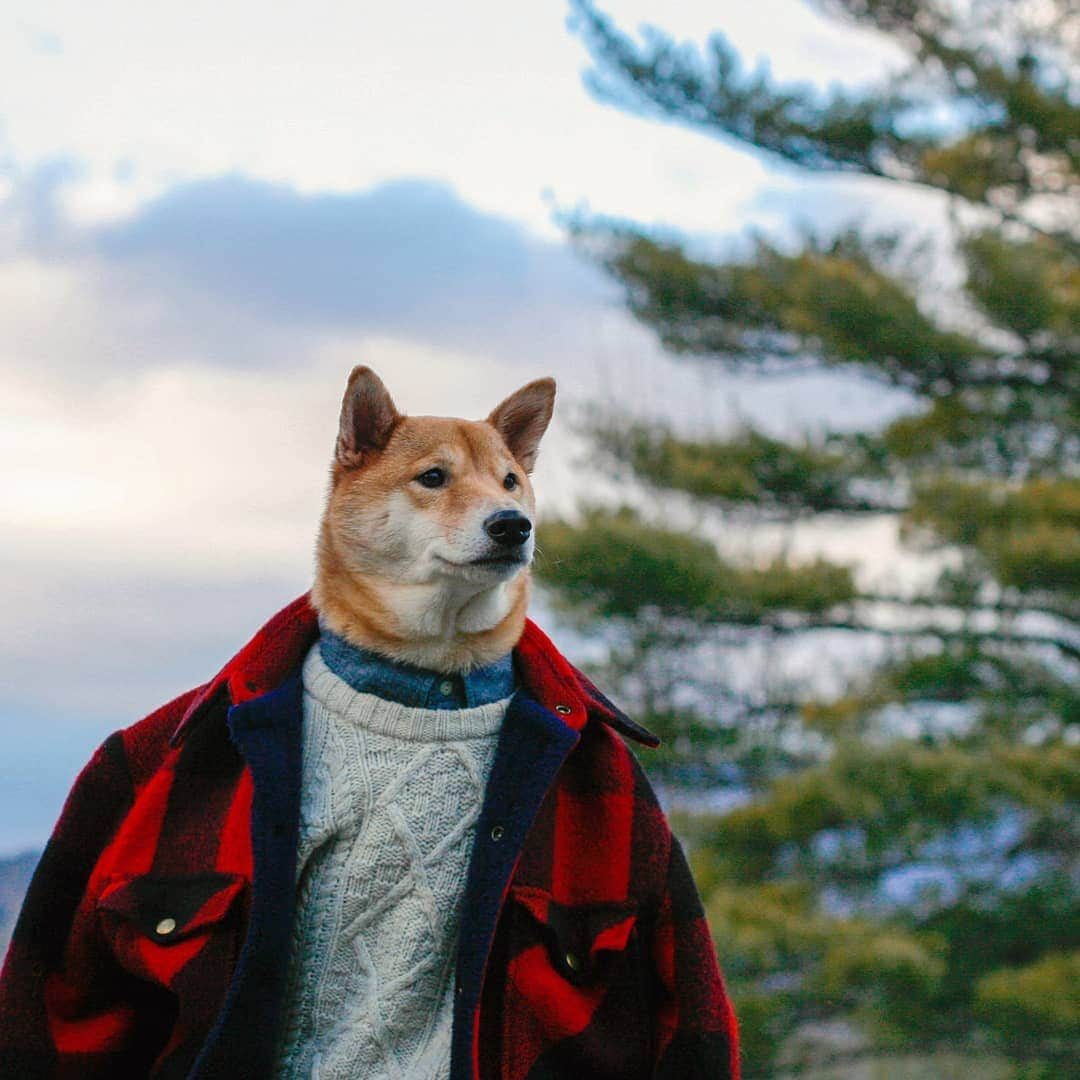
[[473, 549, 528, 565], [436, 552, 528, 573]]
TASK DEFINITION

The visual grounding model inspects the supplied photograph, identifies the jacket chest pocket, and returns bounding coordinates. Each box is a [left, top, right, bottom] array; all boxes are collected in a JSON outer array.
[[96, 872, 248, 991], [502, 885, 652, 1078]]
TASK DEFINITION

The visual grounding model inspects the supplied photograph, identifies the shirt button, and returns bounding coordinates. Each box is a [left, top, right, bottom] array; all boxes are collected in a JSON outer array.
[[564, 951, 582, 972], [490, 824, 505, 842], [155, 917, 177, 937], [439, 680, 454, 696], [554, 704, 572, 715]]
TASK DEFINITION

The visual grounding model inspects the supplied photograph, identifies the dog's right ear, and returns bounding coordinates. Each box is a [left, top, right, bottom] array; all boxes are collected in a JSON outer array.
[[335, 366, 401, 468]]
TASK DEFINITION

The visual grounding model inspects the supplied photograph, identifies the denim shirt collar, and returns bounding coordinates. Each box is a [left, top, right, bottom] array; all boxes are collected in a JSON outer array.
[[318, 625, 516, 710]]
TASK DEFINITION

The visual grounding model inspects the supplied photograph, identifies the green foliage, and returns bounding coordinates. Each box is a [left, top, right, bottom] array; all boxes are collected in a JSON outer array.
[[962, 229, 1080, 346], [570, 0, 1079, 243], [878, 390, 1080, 478], [696, 746, 1080, 1062], [638, 706, 741, 781], [906, 477, 1080, 596], [989, 520, 1080, 596], [703, 880, 948, 1072], [975, 950, 1080, 1049], [801, 643, 1080, 751], [566, 0, 1080, 489], [724, 990, 788, 1080], [910, 477, 1080, 544], [817, 927, 946, 1034], [590, 417, 882, 512], [556, 0, 1079, 1071], [704, 741, 1079, 883], [536, 506, 856, 622], [570, 217, 1080, 486], [883, 647, 987, 703], [705, 873, 1080, 1072], [769, 241, 978, 380], [570, 0, 916, 175], [876, 645, 1080, 740], [924, 877, 1080, 1026], [571, 225, 989, 396], [537, 506, 738, 620]]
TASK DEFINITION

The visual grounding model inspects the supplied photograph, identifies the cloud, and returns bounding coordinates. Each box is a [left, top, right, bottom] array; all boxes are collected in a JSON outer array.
[[95, 176, 545, 323], [0, 157, 83, 254], [16, 21, 63, 56], [1, 168, 614, 376]]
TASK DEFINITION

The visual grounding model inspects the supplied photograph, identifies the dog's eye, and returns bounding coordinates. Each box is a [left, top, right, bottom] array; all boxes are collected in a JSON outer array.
[[504, 472, 518, 491], [416, 468, 448, 489]]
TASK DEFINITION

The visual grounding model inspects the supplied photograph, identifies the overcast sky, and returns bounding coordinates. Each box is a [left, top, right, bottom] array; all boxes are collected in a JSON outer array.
[[0, 0, 948, 854]]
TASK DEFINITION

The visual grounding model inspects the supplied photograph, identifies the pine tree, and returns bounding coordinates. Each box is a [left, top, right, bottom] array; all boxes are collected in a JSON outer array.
[[537, 2, 1079, 1073]]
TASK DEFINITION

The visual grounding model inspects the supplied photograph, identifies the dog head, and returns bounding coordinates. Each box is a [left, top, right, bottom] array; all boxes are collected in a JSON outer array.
[[313, 366, 555, 669], [324, 364, 554, 584]]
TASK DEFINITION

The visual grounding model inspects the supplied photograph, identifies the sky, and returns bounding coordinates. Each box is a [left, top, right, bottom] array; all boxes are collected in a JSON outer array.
[[0, 0, 950, 854]]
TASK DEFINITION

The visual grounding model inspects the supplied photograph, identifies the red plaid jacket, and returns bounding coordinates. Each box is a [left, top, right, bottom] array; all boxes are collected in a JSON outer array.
[[0, 595, 739, 1079]]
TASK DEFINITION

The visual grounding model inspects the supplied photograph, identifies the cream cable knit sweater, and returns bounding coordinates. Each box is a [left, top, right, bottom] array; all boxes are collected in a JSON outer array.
[[273, 644, 508, 1080]]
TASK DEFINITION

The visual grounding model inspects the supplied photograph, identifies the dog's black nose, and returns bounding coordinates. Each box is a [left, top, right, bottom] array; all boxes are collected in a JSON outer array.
[[484, 510, 532, 547]]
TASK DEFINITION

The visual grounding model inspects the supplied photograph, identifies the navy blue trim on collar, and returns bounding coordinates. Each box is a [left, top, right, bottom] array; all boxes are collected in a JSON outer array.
[[319, 627, 516, 710], [191, 672, 304, 1080], [450, 691, 581, 1079]]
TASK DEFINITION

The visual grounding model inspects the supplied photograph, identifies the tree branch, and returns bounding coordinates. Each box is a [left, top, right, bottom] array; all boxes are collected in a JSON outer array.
[[757, 614, 1080, 663]]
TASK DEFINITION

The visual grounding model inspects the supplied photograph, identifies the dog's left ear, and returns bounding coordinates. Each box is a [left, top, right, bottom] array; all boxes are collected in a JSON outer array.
[[487, 378, 556, 473]]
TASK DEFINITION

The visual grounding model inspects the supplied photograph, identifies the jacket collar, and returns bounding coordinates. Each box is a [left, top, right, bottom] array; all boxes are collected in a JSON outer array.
[[171, 592, 658, 749]]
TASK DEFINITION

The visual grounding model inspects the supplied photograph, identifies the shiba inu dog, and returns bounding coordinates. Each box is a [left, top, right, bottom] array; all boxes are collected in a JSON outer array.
[[312, 365, 556, 673]]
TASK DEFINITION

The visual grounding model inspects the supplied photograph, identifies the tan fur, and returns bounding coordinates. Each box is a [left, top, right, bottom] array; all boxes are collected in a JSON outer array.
[[312, 371, 555, 673]]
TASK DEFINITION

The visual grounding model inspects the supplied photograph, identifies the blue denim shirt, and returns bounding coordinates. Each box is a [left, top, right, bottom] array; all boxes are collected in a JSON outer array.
[[318, 625, 516, 709]]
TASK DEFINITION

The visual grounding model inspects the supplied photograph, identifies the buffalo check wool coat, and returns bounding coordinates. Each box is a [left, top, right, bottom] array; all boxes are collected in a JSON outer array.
[[0, 594, 740, 1079]]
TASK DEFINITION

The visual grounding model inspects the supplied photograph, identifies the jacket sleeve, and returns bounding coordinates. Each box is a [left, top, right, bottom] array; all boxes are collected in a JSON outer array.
[[651, 833, 741, 1079], [0, 731, 135, 1076]]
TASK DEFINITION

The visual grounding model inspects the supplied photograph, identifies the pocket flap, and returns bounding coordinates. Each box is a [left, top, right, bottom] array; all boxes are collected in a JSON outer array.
[[97, 872, 246, 945], [511, 885, 637, 979]]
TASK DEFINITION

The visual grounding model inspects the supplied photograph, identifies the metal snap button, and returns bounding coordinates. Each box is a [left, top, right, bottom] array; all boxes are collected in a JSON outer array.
[[490, 824, 505, 842], [554, 704, 572, 715], [564, 951, 582, 972], [155, 917, 177, 937]]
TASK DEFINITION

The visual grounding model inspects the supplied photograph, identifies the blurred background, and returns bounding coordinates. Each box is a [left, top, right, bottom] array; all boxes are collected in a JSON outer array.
[[1, 1, 1077, 1075]]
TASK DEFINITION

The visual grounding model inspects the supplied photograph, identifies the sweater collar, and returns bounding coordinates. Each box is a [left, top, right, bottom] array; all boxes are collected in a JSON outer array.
[[317, 625, 515, 710]]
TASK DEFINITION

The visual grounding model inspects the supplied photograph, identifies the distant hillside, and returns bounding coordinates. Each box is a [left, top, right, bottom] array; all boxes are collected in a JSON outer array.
[[0, 851, 38, 958]]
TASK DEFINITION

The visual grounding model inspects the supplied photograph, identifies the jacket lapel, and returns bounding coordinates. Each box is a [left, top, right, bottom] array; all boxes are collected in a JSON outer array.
[[189, 672, 304, 1080], [451, 692, 581, 1080]]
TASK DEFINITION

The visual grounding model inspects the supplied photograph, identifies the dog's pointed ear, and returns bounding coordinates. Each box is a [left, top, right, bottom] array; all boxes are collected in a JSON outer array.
[[486, 377, 556, 473], [336, 366, 401, 468]]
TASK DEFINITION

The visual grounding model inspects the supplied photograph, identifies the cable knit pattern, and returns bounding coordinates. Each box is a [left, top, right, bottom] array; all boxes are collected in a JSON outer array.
[[273, 644, 507, 1080]]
